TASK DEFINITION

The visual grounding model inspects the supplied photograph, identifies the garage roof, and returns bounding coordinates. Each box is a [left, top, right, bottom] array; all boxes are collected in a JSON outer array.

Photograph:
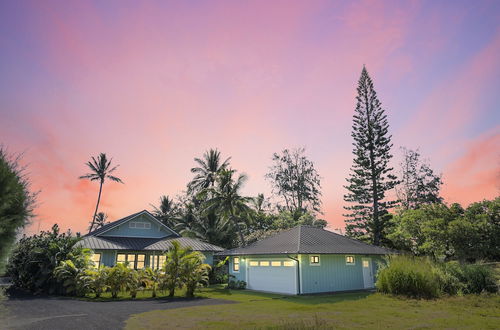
[[218, 226, 392, 256]]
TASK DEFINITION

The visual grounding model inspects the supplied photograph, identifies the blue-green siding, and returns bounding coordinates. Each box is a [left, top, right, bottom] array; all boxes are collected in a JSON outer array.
[[299, 254, 383, 293], [100, 214, 174, 238], [229, 256, 247, 282], [229, 254, 385, 294]]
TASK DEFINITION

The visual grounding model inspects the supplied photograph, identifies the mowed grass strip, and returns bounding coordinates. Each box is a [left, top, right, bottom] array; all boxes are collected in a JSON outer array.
[[125, 286, 500, 329]]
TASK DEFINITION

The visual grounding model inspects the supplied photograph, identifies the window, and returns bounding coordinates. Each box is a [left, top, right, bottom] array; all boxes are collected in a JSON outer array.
[[127, 254, 136, 269], [117, 253, 146, 269], [283, 260, 294, 267], [260, 261, 269, 266], [117, 253, 126, 264], [271, 261, 281, 267], [249, 261, 258, 266], [310, 255, 320, 265], [91, 253, 101, 268], [129, 221, 151, 229], [233, 257, 240, 272], [158, 255, 166, 269], [362, 260, 369, 268], [150, 255, 167, 269], [346, 255, 355, 265], [136, 254, 145, 269]]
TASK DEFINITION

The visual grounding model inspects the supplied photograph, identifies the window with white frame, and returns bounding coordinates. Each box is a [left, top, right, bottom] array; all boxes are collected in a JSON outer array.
[[346, 255, 355, 265], [310, 255, 320, 265], [249, 261, 258, 266], [129, 221, 151, 229], [233, 257, 240, 272], [260, 261, 270, 266], [271, 261, 281, 267], [283, 260, 294, 267], [91, 253, 101, 268]]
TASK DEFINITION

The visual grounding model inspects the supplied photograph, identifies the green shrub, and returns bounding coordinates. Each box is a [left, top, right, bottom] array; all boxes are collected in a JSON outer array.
[[376, 255, 441, 299], [6, 225, 82, 294], [227, 276, 246, 290], [435, 261, 464, 295], [459, 263, 497, 294]]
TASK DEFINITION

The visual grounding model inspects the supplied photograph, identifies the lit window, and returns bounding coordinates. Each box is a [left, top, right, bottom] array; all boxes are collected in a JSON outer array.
[[363, 260, 369, 268], [136, 254, 145, 269], [271, 261, 281, 267], [127, 254, 136, 269], [117, 253, 126, 264], [91, 253, 101, 268], [249, 261, 258, 266], [233, 257, 240, 272], [260, 261, 269, 266], [156, 255, 167, 268], [283, 261, 294, 267], [346, 256, 355, 265], [310, 256, 320, 265]]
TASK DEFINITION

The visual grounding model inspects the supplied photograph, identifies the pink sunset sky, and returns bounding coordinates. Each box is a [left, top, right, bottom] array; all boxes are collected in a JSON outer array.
[[1, 0, 499, 235]]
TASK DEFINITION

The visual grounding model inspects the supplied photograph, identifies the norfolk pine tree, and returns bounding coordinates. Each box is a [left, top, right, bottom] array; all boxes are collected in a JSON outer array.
[[344, 67, 399, 246]]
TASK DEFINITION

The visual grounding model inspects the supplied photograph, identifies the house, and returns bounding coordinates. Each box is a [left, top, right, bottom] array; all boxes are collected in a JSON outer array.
[[77, 210, 224, 269], [217, 225, 392, 295]]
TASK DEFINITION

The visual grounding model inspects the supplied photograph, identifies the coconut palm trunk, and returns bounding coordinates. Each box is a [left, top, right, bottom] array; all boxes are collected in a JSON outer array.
[[89, 179, 104, 233]]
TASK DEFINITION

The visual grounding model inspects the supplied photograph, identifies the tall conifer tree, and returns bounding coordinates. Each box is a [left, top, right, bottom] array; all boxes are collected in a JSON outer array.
[[344, 67, 398, 245]]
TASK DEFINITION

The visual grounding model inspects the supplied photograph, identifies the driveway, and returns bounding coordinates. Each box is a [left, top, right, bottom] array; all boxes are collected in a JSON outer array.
[[1, 293, 235, 330]]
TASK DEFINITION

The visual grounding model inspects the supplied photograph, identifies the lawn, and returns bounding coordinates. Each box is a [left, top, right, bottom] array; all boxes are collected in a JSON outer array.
[[126, 286, 500, 329]]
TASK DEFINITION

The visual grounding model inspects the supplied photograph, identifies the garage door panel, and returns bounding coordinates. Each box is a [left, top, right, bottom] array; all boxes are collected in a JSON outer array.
[[247, 260, 296, 294]]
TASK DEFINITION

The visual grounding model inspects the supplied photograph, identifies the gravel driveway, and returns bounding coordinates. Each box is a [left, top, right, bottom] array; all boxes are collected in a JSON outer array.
[[1, 294, 235, 330]]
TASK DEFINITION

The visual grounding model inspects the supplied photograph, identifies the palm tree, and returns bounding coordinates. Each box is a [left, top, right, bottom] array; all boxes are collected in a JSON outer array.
[[204, 170, 253, 246], [188, 149, 231, 194], [88, 212, 108, 232], [151, 195, 178, 228], [79, 153, 123, 233], [175, 202, 233, 248]]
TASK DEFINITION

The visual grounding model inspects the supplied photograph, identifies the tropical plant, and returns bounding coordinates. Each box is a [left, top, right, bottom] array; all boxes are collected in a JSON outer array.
[[203, 170, 253, 246], [7, 224, 81, 294], [126, 269, 148, 299], [106, 263, 130, 298], [175, 200, 234, 248], [187, 149, 230, 194], [344, 66, 399, 245], [0, 147, 37, 273], [79, 153, 123, 233], [162, 241, 190, 297], [88, 266, 109, 298], [151, 195, 179, 228], [54, 250, 93, 297], [144, 267, 163, 298], [181, 252, 211, 297]]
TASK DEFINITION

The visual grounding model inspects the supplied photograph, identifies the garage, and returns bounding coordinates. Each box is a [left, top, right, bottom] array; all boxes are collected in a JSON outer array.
[[247, 259, 297, 295]]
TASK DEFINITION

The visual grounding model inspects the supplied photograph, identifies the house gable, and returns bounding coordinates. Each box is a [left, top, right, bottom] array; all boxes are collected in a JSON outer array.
[[97, 212, 177, 239]]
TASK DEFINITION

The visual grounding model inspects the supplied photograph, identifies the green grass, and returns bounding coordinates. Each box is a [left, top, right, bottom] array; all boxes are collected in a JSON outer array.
[[126, 286, 500, 329]]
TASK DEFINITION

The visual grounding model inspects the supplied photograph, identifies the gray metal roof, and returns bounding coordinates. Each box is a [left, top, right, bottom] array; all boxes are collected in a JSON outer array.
[[77, 235, 224, 252], [86, 210, 179, 237], [217, 226, 392, 256]]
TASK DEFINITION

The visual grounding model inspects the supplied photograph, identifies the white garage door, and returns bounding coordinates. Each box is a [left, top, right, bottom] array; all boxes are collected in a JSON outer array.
[[247, 259, 297, 294]]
